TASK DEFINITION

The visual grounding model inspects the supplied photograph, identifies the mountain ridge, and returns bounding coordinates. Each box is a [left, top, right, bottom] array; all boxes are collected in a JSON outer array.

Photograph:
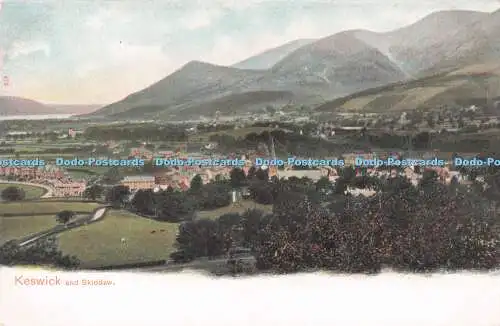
[[315, 62, 500, 113], [232, 39, 316, 70], [90, 9, 500, 119]]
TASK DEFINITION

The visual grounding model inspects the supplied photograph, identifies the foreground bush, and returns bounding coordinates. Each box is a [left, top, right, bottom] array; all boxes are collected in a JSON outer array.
[[0, 237, 80, 269], [172, 175, 499, 274], [1, 186, 26, 201]]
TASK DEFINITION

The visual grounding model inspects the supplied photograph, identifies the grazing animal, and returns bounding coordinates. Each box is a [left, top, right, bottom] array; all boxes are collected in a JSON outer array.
[[150, 230, 156, 234]]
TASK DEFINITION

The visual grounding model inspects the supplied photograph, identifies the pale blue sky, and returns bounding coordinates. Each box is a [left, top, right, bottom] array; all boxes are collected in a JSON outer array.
[[0, 0, 498, 104]]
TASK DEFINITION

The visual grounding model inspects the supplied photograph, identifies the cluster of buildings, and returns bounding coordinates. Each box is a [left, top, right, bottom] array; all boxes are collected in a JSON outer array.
[[120, 165, 238, 191], [45, 179, 87, 197], [0, 166, 65, 180], [129, 147, 155, 160], [121, 150, 254, 191], [322, 105, 500, 133], [0, 165, 87, 197], [118, 147, 470, 193]]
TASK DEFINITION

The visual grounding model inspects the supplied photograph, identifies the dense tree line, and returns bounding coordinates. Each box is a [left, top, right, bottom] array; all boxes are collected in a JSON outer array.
[[350, 129, 500, 153], [130, 188, 198, 222], [259, 178, 497, 273], [84, 125, 189, 142], [250, 121, 318, 135], [1, 186, 26, 201], [0, 147, 15, 154], [105, 184, 132, 209], [114, 176, 233, 222], [0, 237, 80, 269], [210, 129, 356, 156], [170, 172, 499, 273], [83, 184, 104, 200], [172, 209, 266, 262], [195, 123, 234, 133], [3, 131, 61, 141], [361, 132, 432, 150]]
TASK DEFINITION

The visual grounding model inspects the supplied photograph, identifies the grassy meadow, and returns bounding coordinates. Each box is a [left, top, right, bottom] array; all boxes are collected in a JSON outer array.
[[0, 214, 58, 245], [0, 198, 272, 267], [0, 201, 99, 215]]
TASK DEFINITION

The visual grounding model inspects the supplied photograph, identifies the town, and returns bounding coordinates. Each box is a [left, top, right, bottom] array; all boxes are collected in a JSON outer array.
[[1, 102, 499, 274], [1, 103, 499, 199]]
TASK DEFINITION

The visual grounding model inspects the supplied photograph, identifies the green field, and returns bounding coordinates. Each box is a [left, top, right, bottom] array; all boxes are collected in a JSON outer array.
[[192, 126, 273, 141], [59, 201, 271, 266], [59, 210, 180, 266], [1, 200, 272, 267], [0, 183, 47, 199], [0, 201, 99, 215], [0, 214, 58, 245], [0, 200, 100, 244]]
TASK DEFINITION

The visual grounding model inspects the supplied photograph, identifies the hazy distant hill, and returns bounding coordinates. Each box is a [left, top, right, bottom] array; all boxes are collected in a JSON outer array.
[[0, 96, 101, 115], [316, 62, 500, 113], [0, 97, 54, 115], [49, 104, 102, 115], [232, 39, 315, 70], [91, 9, 499, 119]]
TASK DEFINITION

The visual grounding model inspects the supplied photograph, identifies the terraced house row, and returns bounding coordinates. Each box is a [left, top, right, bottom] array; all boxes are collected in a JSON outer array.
[[0, 166, 87, 197]]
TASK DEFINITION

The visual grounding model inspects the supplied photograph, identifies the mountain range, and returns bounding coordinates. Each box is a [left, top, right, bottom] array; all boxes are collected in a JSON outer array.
[[70, 9, 500, 118], [0, 97, 101, 116]]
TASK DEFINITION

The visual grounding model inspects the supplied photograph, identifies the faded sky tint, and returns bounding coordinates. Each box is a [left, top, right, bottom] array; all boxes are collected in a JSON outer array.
[[0, 0, 499, 105]]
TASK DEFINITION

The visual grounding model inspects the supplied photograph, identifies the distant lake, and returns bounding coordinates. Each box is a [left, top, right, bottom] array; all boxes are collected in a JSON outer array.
[[0, 114, 74, 121]]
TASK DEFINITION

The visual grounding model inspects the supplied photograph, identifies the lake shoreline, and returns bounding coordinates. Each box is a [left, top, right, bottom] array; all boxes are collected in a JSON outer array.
[[0, 114, 74, 121]]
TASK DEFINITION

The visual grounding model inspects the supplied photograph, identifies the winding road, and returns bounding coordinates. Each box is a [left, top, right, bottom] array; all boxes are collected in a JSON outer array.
[[16, 206, 110, 247]]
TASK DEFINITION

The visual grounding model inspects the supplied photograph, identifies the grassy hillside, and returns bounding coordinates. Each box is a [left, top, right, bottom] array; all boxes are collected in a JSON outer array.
[[109, 91, 295, 120], [168, 91, 295, 118], [0, 215, 58, 245], [316, 63, 500, 113]]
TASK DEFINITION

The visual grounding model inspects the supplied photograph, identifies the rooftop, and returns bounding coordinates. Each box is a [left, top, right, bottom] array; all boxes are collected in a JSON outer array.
[[122, 175, 155, 182], [279, 170, 323, 180]]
